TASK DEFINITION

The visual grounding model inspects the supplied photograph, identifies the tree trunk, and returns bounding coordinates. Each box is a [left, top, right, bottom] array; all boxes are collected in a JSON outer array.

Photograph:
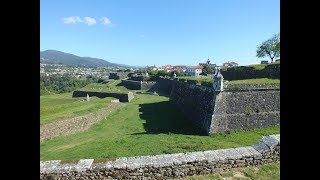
[[271, 57, 274, 63]]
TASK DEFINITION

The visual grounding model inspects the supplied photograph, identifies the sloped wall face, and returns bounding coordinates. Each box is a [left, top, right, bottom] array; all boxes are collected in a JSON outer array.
[[121, 79, 142, 90], [168, 79, 280, 134], [210, 90, 280, 133], [170, 81, 215, 135]]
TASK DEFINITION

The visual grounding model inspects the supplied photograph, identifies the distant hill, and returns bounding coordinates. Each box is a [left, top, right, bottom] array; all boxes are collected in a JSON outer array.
[[40, 50, 132, 68]]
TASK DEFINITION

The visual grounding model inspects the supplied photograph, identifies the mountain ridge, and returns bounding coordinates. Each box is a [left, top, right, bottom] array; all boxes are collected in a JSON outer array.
[[40, 50, 133, 68]]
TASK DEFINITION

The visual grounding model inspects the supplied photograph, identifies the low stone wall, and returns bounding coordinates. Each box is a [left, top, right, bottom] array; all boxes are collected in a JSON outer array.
[[72, 90, 134, 102], [109, 72, 128, 80], [121, 79, 142, 90], [169, 79, 280, 134], [40, 134, 280, 179]]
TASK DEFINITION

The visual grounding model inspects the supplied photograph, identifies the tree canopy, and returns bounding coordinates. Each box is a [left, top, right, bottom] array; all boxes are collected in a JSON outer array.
[[256, 33, 280, 63]]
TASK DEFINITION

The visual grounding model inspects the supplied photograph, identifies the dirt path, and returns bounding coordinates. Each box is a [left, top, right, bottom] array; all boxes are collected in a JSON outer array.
[[40, 102, 125, 143]]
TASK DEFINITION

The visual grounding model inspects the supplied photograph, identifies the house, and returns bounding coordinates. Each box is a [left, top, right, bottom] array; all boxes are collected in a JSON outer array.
[[161, 65, 173, 71], [146, 65, 157, 71], [172, 65, 187, 73], [223, 61, 238, 67], [261, 60, 269, 64], [186, 66, 203, 76]]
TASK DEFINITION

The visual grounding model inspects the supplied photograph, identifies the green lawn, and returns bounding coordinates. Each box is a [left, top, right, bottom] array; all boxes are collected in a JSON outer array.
[[187, 161, 280, 180], [40, 93, 279, 161], [225, 78, 280, 84], [40, 93, 115, 125], [178, 76, 279, 85]]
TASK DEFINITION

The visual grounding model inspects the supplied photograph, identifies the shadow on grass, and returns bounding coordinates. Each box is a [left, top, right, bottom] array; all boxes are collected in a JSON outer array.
[[133, 101, 206, 136]]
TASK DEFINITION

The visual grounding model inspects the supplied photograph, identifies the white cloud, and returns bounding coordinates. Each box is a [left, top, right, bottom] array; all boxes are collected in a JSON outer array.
[[61, 16, 82, 24], [83, 17, 96, 26], [101, 17, 112, 26], [139, 34, 145, 38]]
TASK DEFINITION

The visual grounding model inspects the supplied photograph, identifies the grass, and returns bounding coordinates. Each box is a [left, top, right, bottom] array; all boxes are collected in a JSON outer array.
[[187, 161, 280, 180], [225, 78, 280, 84], [40, 93, 115, 125], [79, 80, 130, 93], [178, 76, 280, 85], [40, 93, 279, 161]]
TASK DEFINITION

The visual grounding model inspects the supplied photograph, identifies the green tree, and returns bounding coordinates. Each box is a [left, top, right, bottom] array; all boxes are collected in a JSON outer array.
[[256, 33, 280, 63], [201, 64, 213, 75]]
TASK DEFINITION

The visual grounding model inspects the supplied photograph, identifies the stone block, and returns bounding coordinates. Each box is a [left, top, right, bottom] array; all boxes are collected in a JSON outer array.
[[114, 157, 127, 169], [40, 160, 61, 173], [127, 156, 141, 169], [203, 150, 219, 162]]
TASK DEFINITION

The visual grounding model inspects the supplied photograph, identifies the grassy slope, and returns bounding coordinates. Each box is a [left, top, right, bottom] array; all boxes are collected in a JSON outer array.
[[40, 93, 114, 125], [40, 93, 279, 160], [179, 76, 279, 84], [187, 161, 280, 180], [225, 78, 280, 84]]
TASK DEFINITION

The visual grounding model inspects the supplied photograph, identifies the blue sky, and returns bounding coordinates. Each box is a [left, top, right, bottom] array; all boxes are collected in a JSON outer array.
[[40, 0, 279, 67]]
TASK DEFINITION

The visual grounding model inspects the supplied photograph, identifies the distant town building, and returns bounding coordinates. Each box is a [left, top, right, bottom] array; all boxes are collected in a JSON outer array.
[[161, 65, 173, 71], [186, 66, 203, 76], [199, 58, 217, 70], [146, 65, 157, 71], [275, 59, 280, 62], [223, 61, 238, 67], [261, 60, 269, 64]]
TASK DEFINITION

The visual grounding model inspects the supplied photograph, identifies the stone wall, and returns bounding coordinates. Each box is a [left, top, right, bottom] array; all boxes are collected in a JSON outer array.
[[169, 79, 280, 134], [141, 81, 156, 90], [72, 90, 134, 102], [121, 79, 157, 91], [121, 79, 142, 90], [209, 90, 280, 133], [109, 72, 128, 80], [40, 134, 280, 179], [170, 81, 215, 134]]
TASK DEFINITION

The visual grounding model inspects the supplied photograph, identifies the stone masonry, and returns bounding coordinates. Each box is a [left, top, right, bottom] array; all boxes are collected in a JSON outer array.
[[40, 134, 280, 179]]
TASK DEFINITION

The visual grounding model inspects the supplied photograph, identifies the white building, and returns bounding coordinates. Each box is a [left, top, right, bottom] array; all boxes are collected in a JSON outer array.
[[186, 66, 203, 76]]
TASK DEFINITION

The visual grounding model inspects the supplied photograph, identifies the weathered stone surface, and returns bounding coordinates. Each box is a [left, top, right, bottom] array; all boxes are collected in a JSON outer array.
[[185, 151, 206, 162], [269, 134, 280, 143], [126, 156, 141, 169], [114, 157, 127, 169], [213, 149, 228, 161], [139, 155, 153, 167], [222, 148, 242, 160], [76, 159, 94, 171], [203, 150, 219, 162], [235, 147, 253, 158], [252, 141, 270, 153], [262, 135, 280, 149], [40, 160, 61, 173], [105, 161, 115, 170]]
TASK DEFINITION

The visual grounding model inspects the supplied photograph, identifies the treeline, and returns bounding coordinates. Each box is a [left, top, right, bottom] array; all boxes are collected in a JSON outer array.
[[40, 75, 99, 96]]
